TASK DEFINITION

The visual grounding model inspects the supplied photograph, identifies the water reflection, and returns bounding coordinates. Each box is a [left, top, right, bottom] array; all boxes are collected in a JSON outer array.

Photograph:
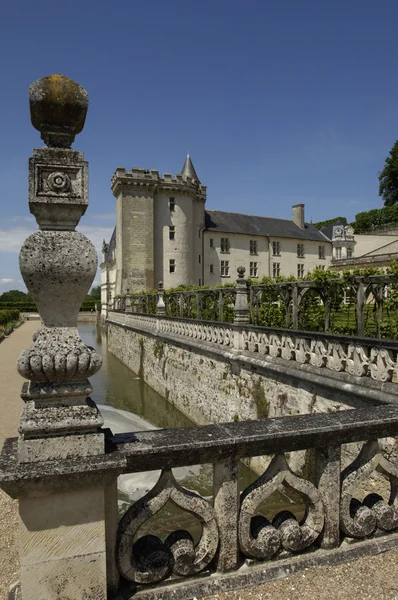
[[79, 325, 303, 540]]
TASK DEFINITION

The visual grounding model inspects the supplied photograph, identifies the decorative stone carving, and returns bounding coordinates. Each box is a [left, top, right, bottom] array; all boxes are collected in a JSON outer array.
[[116, 469, 219, 584], [341, 440, 398, 538], [239, 454, 324, 559], [17, 75, 103, 461]]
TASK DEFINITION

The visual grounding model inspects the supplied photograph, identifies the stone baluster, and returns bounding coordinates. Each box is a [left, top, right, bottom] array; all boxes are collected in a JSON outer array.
[[13, 74, 112, 600], [156, 281, 166, 316], [213, 460, 239, 571], [315, 445, 341, 548], [234, 266, 250, 324]]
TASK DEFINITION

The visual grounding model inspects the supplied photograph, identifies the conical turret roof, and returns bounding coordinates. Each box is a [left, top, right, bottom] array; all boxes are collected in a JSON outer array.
[[181, 154, 200, 183]]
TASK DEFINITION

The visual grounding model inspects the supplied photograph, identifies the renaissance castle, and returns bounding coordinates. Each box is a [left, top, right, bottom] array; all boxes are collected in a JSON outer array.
[[100, 155, 358, 307]]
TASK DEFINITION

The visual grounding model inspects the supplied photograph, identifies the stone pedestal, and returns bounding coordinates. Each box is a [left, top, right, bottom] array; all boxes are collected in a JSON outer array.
[[19, 487, 107, 600]]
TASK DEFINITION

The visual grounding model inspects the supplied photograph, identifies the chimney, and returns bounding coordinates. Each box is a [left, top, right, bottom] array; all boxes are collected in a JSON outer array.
[[292, 204, 305, 229]]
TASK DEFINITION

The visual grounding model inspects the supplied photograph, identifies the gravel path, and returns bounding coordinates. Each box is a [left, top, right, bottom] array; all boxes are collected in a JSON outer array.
[[0, 320, 38, 598], [1, 321, 398, 600]]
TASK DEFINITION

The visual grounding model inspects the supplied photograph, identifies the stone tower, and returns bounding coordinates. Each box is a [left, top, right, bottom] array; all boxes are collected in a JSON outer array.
[[110, 155, 207, 293]]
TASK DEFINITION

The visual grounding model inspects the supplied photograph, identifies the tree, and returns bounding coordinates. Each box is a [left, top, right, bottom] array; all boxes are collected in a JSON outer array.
[[313, 216, 347, 230], [0, 289, 31, 303], [379, 140, 398, 206], [89, 285, 101, 301]]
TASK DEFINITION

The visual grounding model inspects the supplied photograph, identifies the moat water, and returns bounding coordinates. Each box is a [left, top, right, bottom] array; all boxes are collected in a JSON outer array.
[[79, 325, 302, 541]]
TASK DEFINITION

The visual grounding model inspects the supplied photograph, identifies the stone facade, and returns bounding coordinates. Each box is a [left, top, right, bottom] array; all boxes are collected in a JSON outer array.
[[322, 222, 398, 270], [100, 161, 333, 318]]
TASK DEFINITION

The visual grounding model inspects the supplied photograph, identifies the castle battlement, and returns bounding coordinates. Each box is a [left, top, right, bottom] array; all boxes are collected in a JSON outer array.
[[111, 166, 207, 199]]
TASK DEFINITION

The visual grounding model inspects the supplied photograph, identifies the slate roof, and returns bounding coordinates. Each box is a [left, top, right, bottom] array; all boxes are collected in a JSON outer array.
[[205, 210, 331, 242], [181, 154, 200, 183], [104, 227, 116, 262], [320, 222, 346, 241]]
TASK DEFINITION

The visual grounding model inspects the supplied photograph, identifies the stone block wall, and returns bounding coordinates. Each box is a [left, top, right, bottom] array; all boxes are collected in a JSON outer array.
[[107, 323, 373, 426], [107, 321, 398, 473]]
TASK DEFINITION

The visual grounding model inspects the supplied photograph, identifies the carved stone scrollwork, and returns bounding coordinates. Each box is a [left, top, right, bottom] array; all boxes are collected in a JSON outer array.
[[309, 340, 327, 368], [341, 439, 398, 538], [346, 344, 369, 377], [281, 336, 295, 360], [326, 342, 347, 372], [116, 469, 219, 584], [239, 454, 324, 560], [295, 338, 310, 364], [369, 348, 396, 382]]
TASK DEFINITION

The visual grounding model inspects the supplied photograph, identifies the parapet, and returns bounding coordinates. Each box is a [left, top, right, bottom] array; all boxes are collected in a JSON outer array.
[[111, 166, 207, 200]]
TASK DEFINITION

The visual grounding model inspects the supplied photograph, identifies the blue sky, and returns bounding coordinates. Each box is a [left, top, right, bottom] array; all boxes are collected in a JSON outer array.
[[1, 0, 398, 293]]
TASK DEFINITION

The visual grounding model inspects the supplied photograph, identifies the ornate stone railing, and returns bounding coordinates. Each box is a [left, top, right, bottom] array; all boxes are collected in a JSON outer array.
[[108, 311, 398, 383], [3, 406, 398, 599]]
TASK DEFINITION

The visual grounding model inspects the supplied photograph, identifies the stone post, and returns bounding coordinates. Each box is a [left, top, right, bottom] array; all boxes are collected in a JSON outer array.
[[233, 266, 250, 324], [9, 74, 113, 600], [156, 281, 166, 316]]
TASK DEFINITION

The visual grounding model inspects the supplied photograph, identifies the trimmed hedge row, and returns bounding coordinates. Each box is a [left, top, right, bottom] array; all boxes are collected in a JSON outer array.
[[0, 308, 20, 326], [0, 301, 98, 313]]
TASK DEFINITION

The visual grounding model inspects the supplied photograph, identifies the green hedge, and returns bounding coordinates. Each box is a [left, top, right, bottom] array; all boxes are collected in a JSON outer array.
[[0, 309, 20, 326], [0, 301, 98, 313]]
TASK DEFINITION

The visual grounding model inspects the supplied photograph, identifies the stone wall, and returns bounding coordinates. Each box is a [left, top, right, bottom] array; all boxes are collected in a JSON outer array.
[[107, 319, 398, 472], [107, 323, 391, 425]]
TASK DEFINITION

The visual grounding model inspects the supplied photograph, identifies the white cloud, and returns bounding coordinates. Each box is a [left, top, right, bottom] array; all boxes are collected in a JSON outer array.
[[0, 225, 113, 254], [77, 225, 114, 253], [0, 227, 35, 253], [89, 213, 115, 221], [7, 216, 35, 223], [0, 278, 14, 284]]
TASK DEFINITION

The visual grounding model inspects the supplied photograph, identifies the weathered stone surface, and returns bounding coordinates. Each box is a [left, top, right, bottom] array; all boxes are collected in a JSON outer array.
[[233, 267, 249, 325], [0, 437, 125, 498], [213, 460, 239, 572], [239, 454, 324, 558], [28, 148, 88, 230], [29, 74, 88, 148], [110, 405, 398, 472], [113, 534, 398, 600], [19, 234, 97, 327], [17, 432, 104, 463], [116, 469, 219, 584], [341, 439, 398, 538], [315, 445, 341, 548]]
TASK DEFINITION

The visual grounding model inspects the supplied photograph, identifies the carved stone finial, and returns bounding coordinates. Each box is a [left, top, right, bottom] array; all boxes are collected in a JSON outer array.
[[158, 281, 164, 291], [29, 74, 88, 148], [237, 266, 246, 279]]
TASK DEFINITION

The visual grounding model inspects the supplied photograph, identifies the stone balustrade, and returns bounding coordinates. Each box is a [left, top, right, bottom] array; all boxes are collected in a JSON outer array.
[[108, 311, 398, 383], [3, 406, 398, 599]]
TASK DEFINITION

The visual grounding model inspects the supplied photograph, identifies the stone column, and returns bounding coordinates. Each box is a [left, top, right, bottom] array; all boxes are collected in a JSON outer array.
[[12, 74, 111, 600], [233, 266, 250, 324], [156, 281, 166, 316]]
